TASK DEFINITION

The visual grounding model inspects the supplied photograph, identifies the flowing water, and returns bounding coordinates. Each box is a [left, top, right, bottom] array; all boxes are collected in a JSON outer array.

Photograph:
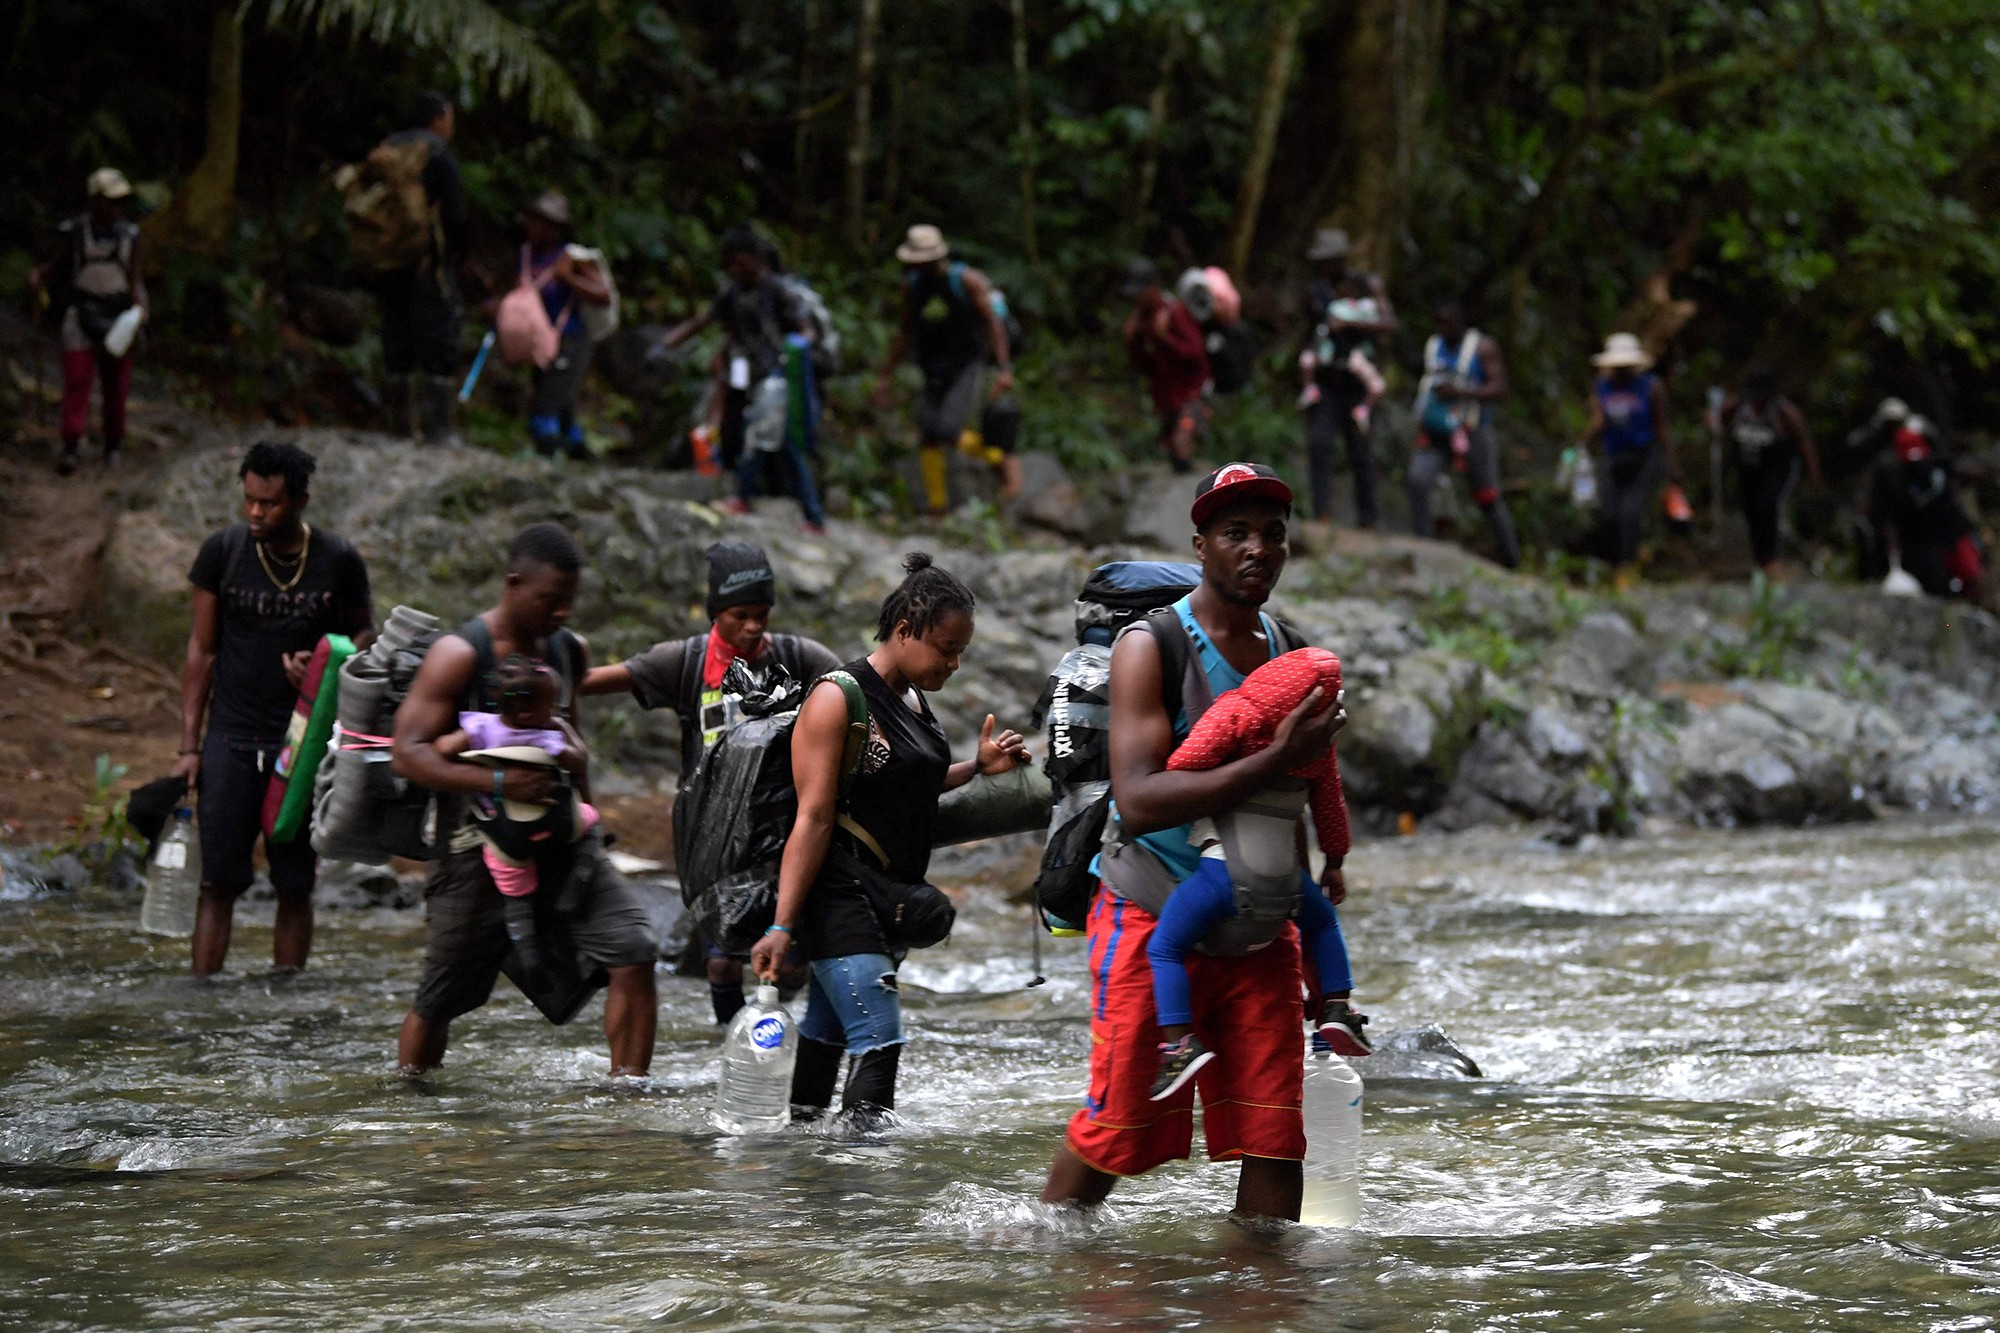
[[5, 818, 2000, 1330]]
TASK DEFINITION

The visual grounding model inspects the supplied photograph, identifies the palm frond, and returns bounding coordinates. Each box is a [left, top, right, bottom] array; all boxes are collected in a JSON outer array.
[[265, 0, 598, 140]]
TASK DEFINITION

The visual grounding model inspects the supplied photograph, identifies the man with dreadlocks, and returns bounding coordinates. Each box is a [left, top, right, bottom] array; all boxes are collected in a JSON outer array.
[[748, 552, 1030, 1123]]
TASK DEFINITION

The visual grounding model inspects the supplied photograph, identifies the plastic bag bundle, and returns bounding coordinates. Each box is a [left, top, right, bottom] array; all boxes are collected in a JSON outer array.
[[1033, 643, 1111, 788], [311, 605, 441, 864]]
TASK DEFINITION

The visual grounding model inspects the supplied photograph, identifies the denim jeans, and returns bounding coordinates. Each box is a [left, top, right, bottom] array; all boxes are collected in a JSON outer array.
[[799, 952, 904, 1055]]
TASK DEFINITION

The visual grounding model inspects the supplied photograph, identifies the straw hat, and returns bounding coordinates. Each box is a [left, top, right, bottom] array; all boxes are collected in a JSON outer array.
[[896, 223, 950, 265], [87, 167, 133, 200], [1591, 332, 1652, 370], [520, 190, 573, 231], [1306, 227, 1352, 262]]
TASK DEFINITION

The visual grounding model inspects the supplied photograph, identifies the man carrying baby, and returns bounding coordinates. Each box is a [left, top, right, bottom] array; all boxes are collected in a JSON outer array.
[[391, 523, 658, 1076], [1040, 462, 1348, 1223]]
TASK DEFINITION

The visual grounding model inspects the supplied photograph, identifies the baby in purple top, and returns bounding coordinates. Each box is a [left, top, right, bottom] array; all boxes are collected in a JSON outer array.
[[436, 655, 599, 898]]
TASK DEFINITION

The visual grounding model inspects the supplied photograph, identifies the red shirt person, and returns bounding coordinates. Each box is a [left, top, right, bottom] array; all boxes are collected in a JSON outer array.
[[1121, 259, 1211, 473]]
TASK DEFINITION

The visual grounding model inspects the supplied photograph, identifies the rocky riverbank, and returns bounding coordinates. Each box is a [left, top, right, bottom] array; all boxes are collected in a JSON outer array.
[[87, 429, 2000, 846]]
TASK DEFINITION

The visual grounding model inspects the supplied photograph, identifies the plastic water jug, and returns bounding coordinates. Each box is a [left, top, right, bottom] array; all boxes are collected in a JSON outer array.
[[1300, 1049, 1362, 1226], [714, 984, 798, 1134], [140, 808, 200, 937]]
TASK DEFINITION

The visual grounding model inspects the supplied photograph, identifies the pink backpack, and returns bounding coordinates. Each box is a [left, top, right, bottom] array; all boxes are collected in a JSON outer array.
[[1202, 266, 1241, 325], [495, 245, 569, 369]]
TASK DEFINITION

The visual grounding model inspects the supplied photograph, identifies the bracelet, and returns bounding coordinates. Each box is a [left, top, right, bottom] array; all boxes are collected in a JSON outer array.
[[765, 924, 792, 936], [178, 747, 200, 756], [493, 768, 506, 801]]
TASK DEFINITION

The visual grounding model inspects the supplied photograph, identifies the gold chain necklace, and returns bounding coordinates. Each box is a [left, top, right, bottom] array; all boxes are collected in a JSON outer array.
[[255, 523, 311, 592]]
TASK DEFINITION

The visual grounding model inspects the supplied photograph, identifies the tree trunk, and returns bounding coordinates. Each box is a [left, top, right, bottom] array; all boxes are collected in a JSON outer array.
[[1008, 0, 1039, 266], [793, 0, 821, 226], [844, 0, 881, 252], [178, 0, 244, 254], [1226, 0, 1310, 277], [1126, 16, 1184, 246]]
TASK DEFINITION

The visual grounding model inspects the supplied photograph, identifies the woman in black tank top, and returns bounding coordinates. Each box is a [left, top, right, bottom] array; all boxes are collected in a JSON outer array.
[[750, 553, 1029, 1123]]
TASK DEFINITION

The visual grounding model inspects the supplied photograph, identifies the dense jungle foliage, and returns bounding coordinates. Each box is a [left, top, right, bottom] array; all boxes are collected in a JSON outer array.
[[6, 0, 1999, 544]]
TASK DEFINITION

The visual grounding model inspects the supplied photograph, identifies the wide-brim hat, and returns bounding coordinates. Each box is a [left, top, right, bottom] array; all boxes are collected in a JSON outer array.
[[896, 224, 950, 265], [520, 190, 573, 231], [1592, 332, 1653, 369], [87, 167, 133, 201], [462, 746, 559, 822], [1191, 461, 1294, 528], [1306, 227, 1351, 262]]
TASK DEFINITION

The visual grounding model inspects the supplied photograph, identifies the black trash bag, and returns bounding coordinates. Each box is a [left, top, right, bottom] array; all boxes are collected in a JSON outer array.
[[693, 864, 782, 960], [673, 659, 817, 910], [507, 833, 617, 1025], [126, 775, 190, 856], [1034, 787, 1110, 934]]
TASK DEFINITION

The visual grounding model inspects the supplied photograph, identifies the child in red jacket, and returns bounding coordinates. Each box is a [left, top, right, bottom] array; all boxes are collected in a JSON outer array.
[[1147, 646, 1369, 1101]]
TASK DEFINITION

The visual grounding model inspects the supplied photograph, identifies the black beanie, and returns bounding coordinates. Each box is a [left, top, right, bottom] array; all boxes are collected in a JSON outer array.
[[706, 541, 777, 619]]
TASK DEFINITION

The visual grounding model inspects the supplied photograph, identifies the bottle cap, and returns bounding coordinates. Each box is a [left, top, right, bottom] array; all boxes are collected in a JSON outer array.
[[173, 806, 194, 819], [754, 984, 780, 1006]]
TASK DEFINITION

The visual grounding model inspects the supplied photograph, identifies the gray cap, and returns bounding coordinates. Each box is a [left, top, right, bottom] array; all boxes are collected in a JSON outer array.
[[1120, 257, 1161, 296]]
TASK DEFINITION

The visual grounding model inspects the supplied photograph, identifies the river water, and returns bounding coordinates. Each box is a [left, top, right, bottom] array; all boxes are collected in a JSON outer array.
[[4, 818, 1999, 1330]]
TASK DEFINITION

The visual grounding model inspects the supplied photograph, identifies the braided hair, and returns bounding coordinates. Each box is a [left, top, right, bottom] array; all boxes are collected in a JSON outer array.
[[875, 552, 975, 642]]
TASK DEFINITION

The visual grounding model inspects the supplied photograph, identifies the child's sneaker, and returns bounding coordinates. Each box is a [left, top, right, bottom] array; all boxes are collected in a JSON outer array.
[[1317, 1001, 1373, 1057], [1148, 1035, 1215, 1102]]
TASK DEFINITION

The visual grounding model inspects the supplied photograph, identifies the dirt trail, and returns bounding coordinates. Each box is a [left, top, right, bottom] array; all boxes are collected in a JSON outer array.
[[2, 394, 186, 845]]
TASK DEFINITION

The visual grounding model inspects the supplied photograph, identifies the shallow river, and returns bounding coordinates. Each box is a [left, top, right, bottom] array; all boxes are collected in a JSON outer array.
[[4, 818, 1999, 1330]]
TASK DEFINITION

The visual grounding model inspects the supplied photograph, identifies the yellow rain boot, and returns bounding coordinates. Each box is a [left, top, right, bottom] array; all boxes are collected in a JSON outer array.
[[919, 444, 951, 517]]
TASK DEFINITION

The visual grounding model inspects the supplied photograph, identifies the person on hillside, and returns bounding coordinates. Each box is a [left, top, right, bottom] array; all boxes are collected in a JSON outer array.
[[1716, 369, 1823, 576], [747, 554, 1029, 1125], [390, 523, 659, 1076], [1583, 332, 1679, 588], [1866, 419, 1984, 601], [28, 168, 147, 475], [874, 225, 1016, 516], [1300, 228, 1394, 528], [1121, 258, 1210, 475], [515, 191, 611, 461], [580, 540, 839, 1024], [1406, 300, 1520, 568], [1040, 462, 1349, 1222], [172, 441, 375, 977], [374, 90, 470, 445], [657, 226, 825, 531]]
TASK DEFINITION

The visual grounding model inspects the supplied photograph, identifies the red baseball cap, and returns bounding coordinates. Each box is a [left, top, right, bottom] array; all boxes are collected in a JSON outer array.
[[1190, 462, 1294, 528], [1894, 425, 1931, 463]]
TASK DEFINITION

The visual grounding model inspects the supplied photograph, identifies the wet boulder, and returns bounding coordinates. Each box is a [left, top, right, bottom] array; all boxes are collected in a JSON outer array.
[[1546, 610, 1644, 698], [1341, 649, 1483, 813]]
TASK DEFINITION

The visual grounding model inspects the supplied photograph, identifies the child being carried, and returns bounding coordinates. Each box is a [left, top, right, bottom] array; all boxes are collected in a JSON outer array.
[[1147, 646, 1370, 1102], [435, 655, 599, 971]]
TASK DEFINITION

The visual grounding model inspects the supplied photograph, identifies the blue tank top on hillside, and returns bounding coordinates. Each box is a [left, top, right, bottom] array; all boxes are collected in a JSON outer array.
[[531, 245, 584, 336], [1119, 596, 1281, 884], [1597, 373, 1657, 455]]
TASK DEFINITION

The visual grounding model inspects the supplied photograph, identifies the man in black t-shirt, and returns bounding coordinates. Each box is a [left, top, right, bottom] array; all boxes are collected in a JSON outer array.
[[582, 540, 836, 1022], [175, 441, 375, 977], [655, 226, 811, 514]]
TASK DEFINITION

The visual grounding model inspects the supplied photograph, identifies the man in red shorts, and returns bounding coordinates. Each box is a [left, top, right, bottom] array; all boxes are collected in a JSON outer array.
[[1041, 462, 1347, 1220]]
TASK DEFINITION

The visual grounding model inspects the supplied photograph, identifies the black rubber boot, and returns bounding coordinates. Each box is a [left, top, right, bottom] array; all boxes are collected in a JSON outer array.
[[418, 375, 458, 444], [840, 1043, 903, 1127], [709, 983, 746, 1026], [790, 1036, 843, 1120]]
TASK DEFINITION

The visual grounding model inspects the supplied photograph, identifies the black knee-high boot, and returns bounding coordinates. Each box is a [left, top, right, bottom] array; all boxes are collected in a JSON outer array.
[[790, 1037, 844, 1118], [841, 1043, 903, 1124]]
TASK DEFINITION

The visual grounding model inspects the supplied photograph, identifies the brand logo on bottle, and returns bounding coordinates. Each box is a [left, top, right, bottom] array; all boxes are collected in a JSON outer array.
[[750, 1017, 785, 1050]]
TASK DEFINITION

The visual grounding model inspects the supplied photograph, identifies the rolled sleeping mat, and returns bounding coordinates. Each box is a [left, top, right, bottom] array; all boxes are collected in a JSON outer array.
[[262, 633, 355, 843], [310, 654, 394, 863], [929, 761, 1054, 847]]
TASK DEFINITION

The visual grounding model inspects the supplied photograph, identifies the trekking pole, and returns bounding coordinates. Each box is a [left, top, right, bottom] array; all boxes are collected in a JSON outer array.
[[459, 329, 496, 403], [1026, 902, 1046, 988]]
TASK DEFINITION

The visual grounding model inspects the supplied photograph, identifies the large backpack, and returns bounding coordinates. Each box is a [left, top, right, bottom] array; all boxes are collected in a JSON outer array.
[[310, 605, 444, 864], [776, 272, 841, 379], [496, 245, 566, 368], [675, 666, 871, 958], [567, 244, 621, 343], [336, 137, 437, 274]]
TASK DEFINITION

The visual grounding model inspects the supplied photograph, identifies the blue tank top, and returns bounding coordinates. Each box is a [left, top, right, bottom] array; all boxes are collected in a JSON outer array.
[[1597, 374, 1657, 455], [1124, 596, 1281, 883], [529, 245, 583, 336]]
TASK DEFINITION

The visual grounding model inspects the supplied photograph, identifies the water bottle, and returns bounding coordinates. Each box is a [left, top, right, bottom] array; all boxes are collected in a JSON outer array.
[[140, 808, 201, 937], [1300, 1049, 1363, 1226], [714, 984, 798, 1134]]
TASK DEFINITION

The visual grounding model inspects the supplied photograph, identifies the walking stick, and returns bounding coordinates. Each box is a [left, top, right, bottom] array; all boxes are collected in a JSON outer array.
[[459, 329, 496, 403]]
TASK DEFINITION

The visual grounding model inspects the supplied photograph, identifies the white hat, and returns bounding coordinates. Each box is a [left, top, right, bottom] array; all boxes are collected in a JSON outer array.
[[461, 747, 560, 822], [1877, 397, 1910, 423], [87, 167, 133, 200], [1591, 332, 1653, 370], [895, 224, 950, 265]]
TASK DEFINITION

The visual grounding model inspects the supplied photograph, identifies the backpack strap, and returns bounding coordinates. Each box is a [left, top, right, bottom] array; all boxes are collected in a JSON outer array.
[[946, 261, 967, 305], [548, 626, 584, 714], [819, 669, 886, 866], [677, 632, 711, 724], [1141, 607, 1193, 732], [455, 616, 497, 712]]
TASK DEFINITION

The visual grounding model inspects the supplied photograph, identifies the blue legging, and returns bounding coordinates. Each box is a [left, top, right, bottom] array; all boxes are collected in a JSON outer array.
[[1147, 859, 1352, 1028]]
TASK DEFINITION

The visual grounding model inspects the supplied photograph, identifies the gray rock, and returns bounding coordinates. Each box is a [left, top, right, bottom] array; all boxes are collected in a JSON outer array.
[[1120, 467, 1202, 553], [1546, 610, 1644, 697], [1524, 704, 1592, 765]]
